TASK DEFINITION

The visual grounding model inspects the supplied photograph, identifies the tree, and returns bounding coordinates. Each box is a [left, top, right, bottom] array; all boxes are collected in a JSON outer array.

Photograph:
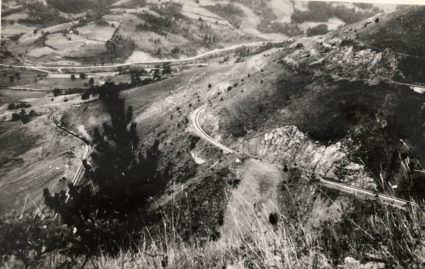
[[162, 63, 172, 74], [44, 90, 168, 255], [81, 92, 90, 100], [79, 73, 86, 79], [53, 88, 61, 96], [21, 114, 30, 124], [70, 74, 76, 80], [89, 78, 95, 85], [11, 113, 20, 121]]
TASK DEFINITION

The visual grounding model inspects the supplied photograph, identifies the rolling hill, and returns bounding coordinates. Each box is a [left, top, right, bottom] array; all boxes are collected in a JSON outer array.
[[0, 3, 424, 269]]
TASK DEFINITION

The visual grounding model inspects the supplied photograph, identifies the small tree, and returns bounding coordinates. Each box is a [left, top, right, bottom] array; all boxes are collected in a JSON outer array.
[[44, 91, 168, 255], [162, 63, 172, 74], [79, 73, 86, 79], [21, 114, 30, 124], [11, 113, 20, 121], [70, 74, 76, 80]]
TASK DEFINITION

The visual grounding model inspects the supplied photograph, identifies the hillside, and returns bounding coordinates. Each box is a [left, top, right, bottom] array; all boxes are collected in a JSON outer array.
[[1, 3, 425, 269], [0, 0, 395, 67]]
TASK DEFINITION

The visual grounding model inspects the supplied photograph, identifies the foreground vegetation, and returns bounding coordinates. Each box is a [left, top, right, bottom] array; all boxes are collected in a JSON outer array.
[[1, 195, 424, 268]]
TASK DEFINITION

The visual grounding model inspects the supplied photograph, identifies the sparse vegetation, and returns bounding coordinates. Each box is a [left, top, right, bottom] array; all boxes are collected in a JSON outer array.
[[204, 4, 244, 28], [257, 21, 303, 37]]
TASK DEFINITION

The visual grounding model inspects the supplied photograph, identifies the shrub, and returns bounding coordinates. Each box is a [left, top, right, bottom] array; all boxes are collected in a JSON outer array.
[[306, 24, 329, 36], [53, 88, 62, 96], [171, 46, 180, 54], [257, 21, 303, 37], [21, 114, 30, 124], [0, 214, 73, 268], [81, 92, 90, 100], [11, 113, 20, 121]]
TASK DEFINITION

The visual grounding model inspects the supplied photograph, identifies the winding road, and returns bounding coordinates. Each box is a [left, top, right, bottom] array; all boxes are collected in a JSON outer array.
[[1, 41, 284, 73], [48, 111, 91, 202], [192, 103, 414, 210]]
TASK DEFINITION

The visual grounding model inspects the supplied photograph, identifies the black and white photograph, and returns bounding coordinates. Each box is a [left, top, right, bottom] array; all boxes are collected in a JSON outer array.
[[1, 0, 425, 268]]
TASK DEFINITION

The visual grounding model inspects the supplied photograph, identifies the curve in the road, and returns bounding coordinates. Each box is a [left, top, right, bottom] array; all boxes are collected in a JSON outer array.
[[192, 104, 414, 209], [192, 105, 235, 154]]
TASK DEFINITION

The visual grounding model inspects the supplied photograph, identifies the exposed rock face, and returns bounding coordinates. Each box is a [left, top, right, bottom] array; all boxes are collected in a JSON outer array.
[[234, 126, 376, 189]]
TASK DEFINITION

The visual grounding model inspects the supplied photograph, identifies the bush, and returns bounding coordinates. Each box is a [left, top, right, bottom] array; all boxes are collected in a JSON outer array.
[[21, 114, 30, 124], [7, 102, 31, 110], [11, 113, 20, 121], [0, 214, 73, 268], [53, 88, 62, 97], [171, 46, 180, 54], [306, 24, 329, 36], [257, 21, 303, 37], [81, 92, 90, 100]]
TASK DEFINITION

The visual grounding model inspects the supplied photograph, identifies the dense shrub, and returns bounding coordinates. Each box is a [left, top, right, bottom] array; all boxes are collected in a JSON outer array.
[[306, 24, 329, 36], [10, 109, 36, 124], [7, 102, 31, 110], [257, 21, 303, 36], [106, 35, 135, 59], [0, 214, 74, 268], [136, 3, 185, 34], [46, 0, 113, 13]]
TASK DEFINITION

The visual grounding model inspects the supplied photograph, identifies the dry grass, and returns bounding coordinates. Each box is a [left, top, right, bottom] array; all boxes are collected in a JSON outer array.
[[1, 187, 425, 268], [67, 201, 422, 269]]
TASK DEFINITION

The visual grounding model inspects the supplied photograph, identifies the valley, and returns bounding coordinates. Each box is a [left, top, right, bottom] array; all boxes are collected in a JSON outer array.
[[1, 1, 425, 269]]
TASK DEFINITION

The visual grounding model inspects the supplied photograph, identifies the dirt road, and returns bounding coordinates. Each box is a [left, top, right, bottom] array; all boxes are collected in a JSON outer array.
[[192, 103, 413, 209]]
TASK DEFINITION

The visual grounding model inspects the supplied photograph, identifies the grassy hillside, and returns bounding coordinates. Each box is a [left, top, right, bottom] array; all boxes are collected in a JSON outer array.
[[1, 4, 425, 269]]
